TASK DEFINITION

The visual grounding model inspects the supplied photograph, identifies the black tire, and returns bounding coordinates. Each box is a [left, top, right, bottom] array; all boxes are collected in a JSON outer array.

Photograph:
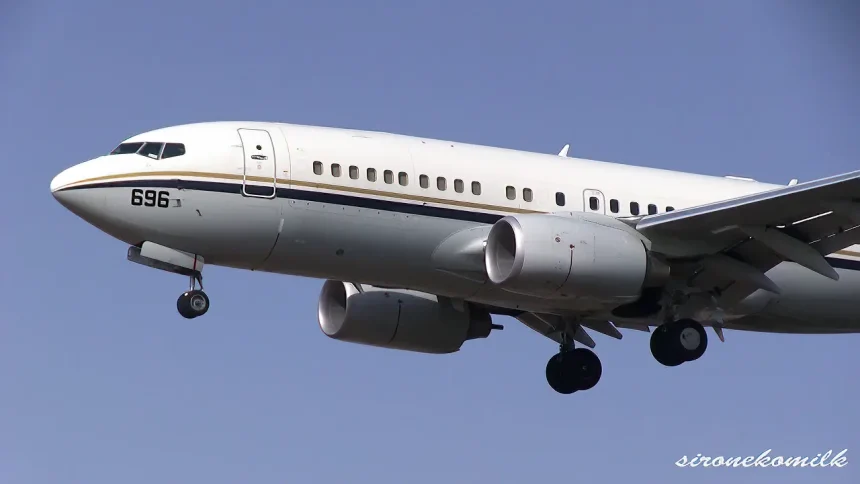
[[650, 323, 684, 367], [570, 348, 602, 391], [546, 352, 579, 394], [177, 292, 194, 319], [177, 290, 209, 319]]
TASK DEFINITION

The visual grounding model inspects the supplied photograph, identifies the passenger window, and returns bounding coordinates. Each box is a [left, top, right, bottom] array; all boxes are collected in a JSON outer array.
[[610, 199, 619, 213], [437, 177, 447, 191], [648, 204, 657, 215], [471, 181, 481, 195], [589, 197, 599, 211], [419, 174, 429, 188], [139, 142, 163, 159], [161, 143, 186, 159], [506, 186, 516, 200], [367, 168, 377, 182], [110, 142, 143, 155], [630, 202, 640, 215], [556, 192, 565, 206], [349, 165, 359, 179], [398, 172, 408, 186], [384, 170, 394, 184], [523, 188, 533, 202], [666, 206, 675, 212], [313, 161, 323, 175], [454, 179, 464, 193], [331, 164, 342, 177]]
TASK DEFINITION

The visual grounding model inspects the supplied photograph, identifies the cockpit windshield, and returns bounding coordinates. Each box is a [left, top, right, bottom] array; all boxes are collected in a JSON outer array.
[[110, 142, 144, 155], [109, 141, 186, 159], [138, 142, 163, 159], [161, 143, 186, 159]]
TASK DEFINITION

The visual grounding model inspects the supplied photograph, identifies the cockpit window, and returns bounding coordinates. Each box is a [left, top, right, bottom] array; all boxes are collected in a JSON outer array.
[[161, 143, 186, 159], [108, 141, 186, 159], [138, 142, 164, 159], [110, 142, 143, 155]]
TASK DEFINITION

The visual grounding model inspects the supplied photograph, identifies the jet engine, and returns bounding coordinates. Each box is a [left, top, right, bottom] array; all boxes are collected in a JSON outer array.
[[484, 213, 669, 303], [317, 280, 496, 354]]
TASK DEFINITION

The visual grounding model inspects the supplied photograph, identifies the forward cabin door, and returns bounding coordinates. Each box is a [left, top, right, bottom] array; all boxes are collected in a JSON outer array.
[[583, 189, 605, 214], [238, 128, 277, 198]]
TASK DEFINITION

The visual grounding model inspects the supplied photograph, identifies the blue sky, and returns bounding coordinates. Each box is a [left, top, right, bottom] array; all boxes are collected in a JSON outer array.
[[1, 1, 858, 482]]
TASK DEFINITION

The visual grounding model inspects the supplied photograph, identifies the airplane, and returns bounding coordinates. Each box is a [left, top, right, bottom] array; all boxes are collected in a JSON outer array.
[[50, 121, 860, 395]]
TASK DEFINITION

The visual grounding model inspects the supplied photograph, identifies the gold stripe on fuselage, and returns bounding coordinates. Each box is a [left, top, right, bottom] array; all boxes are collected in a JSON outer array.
[[54, 170, 860, 259], [833, 250, 860, 258], [55, 170, 542, 215]]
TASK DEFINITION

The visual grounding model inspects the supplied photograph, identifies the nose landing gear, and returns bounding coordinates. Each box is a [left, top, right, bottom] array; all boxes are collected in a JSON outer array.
[[126, 242, 211, 319], [177, 273, 209, 319]]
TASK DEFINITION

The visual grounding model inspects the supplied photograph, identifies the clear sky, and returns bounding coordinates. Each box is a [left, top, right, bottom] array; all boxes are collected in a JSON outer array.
[[1, 1, 858, 482]]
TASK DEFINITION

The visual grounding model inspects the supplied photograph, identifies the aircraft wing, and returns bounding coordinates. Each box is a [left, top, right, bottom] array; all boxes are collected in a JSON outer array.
[[635, 169, 860, 303]]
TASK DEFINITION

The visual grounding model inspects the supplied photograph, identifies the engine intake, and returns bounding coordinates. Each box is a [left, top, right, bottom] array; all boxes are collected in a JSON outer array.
[[317, 281, 494, 354], [485, 213, 668, 303]]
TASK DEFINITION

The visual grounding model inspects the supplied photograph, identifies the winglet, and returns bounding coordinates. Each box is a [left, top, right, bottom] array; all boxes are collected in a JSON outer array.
[[558, 144, 570, 157]]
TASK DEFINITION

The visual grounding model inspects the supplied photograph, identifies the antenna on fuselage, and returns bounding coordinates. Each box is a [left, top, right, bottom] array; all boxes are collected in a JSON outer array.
[[788, 179, 798, 186], [558, 144, 570, 157]]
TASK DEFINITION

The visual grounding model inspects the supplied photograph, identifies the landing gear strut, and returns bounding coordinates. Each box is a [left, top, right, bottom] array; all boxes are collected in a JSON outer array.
[[545, 335, 602, 394], [177, 272, 209, 319], [650, 318, 707, 366]]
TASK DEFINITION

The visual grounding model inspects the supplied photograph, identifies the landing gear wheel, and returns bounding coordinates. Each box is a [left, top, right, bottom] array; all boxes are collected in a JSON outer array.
[[679, 320, 708, 361], [545, 348, 603, 394], [650, 319, 707, 366], [571, 348, 603, 391], [650, 323, 684, 367], [177, 289, 209, 319], [546, 352, 578, 394]]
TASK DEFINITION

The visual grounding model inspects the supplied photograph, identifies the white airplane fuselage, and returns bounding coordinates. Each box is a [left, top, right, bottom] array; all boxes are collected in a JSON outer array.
[[51, 121, 860, 335]]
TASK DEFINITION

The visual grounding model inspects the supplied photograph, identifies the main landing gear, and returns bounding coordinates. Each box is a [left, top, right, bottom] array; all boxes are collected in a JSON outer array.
[[543, 318, 709, 393], [177, 272, 210, 319], [545, 336, 602, 394], [650, 318, 708, 366]]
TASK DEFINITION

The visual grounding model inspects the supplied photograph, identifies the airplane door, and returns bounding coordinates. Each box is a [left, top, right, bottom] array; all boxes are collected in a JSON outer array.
[[583, 189, 605, 214], [238, 128, 277, 198]]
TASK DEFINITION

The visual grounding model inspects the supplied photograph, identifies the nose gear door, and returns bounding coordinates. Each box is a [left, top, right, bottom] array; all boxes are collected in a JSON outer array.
[[238, 128, 277, 198]]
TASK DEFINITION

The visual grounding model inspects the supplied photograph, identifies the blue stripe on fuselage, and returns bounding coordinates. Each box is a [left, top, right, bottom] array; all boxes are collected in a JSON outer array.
[[58, 178, 860, 271]]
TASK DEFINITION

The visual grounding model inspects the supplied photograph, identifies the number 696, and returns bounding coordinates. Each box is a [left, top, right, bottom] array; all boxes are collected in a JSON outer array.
[[131, 189, 170, 208]]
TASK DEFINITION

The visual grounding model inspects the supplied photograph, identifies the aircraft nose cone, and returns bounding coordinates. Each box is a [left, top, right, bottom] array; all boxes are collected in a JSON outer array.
[[51, 169, 72, 207], [51, 166, 76, 197], [50, 163, 105, 217], [50, 173, 60, 193]]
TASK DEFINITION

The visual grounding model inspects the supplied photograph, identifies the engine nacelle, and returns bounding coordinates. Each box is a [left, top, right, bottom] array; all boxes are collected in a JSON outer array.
[[317, 281, 494, 354], [484, 212, 668, 303]]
